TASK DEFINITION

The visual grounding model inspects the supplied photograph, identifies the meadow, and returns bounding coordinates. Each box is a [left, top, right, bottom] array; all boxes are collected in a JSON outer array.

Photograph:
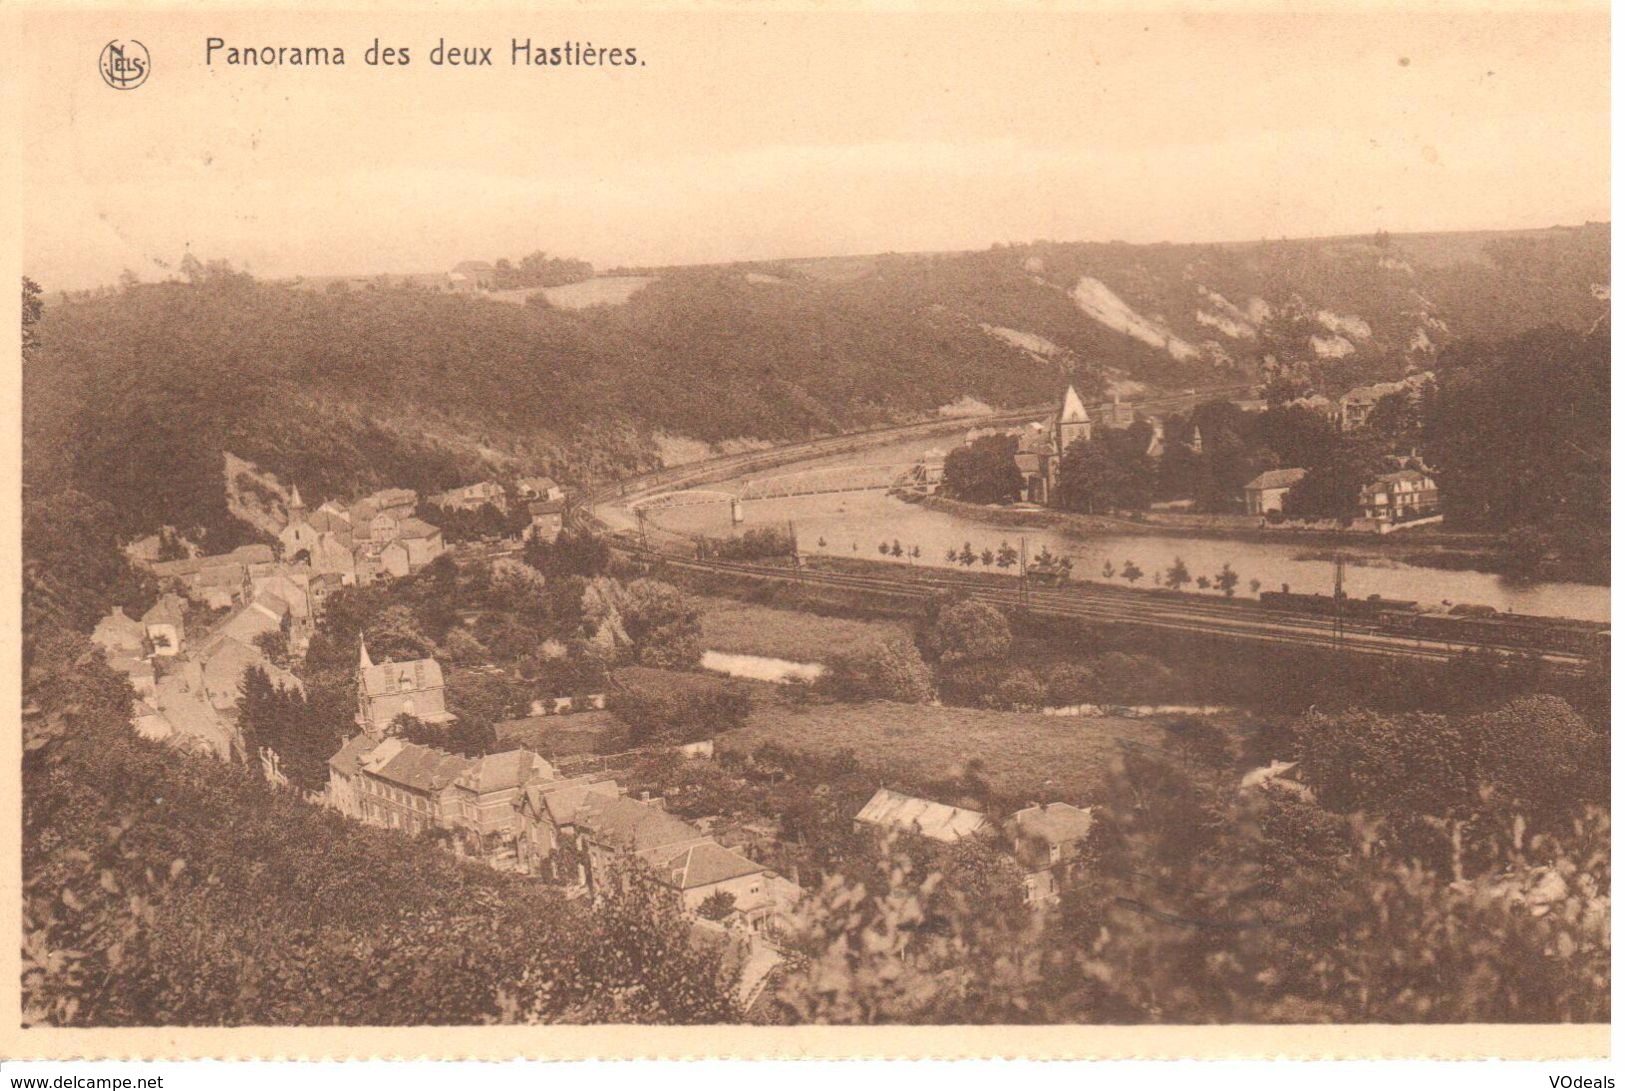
[[696, 595, 913, 663], [721, 694, 1157, 804]]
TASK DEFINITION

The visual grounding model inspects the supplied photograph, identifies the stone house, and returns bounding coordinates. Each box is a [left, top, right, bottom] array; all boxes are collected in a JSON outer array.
[[429, 481, 508, 512], [141, 593, 188, 656], [444, 749, 558, 850], [524, 499, 567, 543], [1243, 467, 1308, 516], [1358, 469, 1440, 525], [1005, 802, 1097, 907], [351, 737, 472, 836], [514, 774, 623, 880], [354, 642, 458, 735]]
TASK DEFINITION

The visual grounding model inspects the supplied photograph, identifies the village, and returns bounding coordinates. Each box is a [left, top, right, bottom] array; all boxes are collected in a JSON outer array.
[[947, 375, 1442, 534], [87, 459, 1165, 1009]]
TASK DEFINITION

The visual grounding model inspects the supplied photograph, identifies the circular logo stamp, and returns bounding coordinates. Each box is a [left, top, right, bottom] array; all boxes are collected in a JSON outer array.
[[99, 39, 150, 90]]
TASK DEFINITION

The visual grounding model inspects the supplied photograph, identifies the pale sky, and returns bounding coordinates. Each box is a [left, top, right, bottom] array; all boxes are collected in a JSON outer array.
[[20, 6, 1610, 290]]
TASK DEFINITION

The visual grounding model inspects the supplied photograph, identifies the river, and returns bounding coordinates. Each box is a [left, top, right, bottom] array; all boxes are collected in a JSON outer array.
[[603, 433, 1610, 623]]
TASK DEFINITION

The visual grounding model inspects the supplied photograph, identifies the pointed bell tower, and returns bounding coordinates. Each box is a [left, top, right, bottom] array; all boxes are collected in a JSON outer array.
[[356, 637, 375, 732], [1055, 385, 1093, 456]]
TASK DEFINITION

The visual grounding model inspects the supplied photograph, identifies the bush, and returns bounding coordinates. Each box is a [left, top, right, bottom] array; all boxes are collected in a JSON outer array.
[[822, 639, 935, 704], [23, 680, 737, 1025], [993, 667, 1047, 711]]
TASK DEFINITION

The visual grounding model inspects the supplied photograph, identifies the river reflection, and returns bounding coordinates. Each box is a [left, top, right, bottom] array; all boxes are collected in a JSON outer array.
[[607, 435, 1610, 623]]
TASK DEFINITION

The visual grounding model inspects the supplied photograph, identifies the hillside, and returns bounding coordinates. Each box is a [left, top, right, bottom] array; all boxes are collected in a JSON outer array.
[[24, 223, 1608, 543]]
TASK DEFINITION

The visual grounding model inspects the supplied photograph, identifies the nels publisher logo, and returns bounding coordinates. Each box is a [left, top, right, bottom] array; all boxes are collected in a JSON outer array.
[[99, 39, 150, 90]]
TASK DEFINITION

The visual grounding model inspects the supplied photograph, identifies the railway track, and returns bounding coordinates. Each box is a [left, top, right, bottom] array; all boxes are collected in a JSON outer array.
[[574, 384, 1596, 672], [625, 548, 1594, 672]]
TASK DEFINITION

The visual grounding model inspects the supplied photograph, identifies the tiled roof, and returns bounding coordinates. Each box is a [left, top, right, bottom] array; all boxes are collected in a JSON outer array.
[[328, 733, 382, 777], [359, 657, 446, 698], [855, 788, 989, 843], [576, 793, 700, 852], [93, 608, 147, 651], [229, 545, 276, 564], [1244, 467, 1308, 492], [362, 737, 472, 793], [525, 776, 622, 825], [394, 517, 440, 539], [1008, 802, 1096, 846], [528, 499, 566, 517], [142, 594, 186, 627], [456, 749, 557, 794], [643, 840, 764, 890]]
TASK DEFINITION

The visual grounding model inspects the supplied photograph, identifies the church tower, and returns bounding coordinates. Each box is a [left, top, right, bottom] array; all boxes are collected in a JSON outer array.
[[356, 637, 375, 732], [287, 484, 306, 525], [1054, 385, 1093, 456]]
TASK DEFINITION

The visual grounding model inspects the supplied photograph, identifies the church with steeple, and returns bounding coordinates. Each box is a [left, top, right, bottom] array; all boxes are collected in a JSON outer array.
[[354, 638, 457, 736], [1013, 385, 1094, 505]]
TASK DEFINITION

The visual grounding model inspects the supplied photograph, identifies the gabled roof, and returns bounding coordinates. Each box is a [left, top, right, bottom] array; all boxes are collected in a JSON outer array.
[[199, 637, 302, 710], [1008, 802, 1096, 846], [361, 737, 472, 793], [854, 788, 989, 843], [575, 793, 700, 852], [328, 733, 382, 777], [455, 749, 557, 794], [641, 839, 764, 890], [528, 499, 566, 517], [93, 608, 148, 651], [359, 657, 446, 698], [1371, 469, 1434, 486], [1058, 386, 1090, 424], [521, 775, 621, 824], [142, 594, 187, 628], [394, 517, 440, 540], [229, 544, 277, 565], [308, 509, 352, 534], [200, 599, 283, 655], [1244, 467, 1308, 492]]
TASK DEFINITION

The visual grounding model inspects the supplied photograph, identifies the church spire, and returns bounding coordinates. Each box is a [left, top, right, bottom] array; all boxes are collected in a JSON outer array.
[[1058, 385, 1090, 424], [359, 637, 374, 672]]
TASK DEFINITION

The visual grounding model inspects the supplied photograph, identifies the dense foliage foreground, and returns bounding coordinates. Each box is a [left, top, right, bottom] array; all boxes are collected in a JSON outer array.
[[22, 643, 739, 1026]]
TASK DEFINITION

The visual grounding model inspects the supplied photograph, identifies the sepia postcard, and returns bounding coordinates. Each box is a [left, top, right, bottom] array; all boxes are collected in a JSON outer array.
[[2, 0, 1611, 1063]]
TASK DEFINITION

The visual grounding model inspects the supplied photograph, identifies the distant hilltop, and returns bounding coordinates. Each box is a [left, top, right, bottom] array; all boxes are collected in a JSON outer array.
[[25, 221, 1607, 546]]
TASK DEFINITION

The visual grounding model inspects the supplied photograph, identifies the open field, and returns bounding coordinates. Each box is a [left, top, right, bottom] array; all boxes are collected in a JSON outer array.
[[697, 595, 913, 663], [494, 710, 623, 758], [719, 695, 1158, 804]]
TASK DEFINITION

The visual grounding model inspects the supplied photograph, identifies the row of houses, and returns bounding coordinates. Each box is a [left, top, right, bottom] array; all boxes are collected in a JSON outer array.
[[325, 644, 801, 933], [426, 475, 564, 514], [93, 585, 306, 762], [279, 486, 446, 586]]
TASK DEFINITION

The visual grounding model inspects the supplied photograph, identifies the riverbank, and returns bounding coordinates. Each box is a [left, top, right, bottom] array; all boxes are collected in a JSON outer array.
[[913, 494, 1609, 585]]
